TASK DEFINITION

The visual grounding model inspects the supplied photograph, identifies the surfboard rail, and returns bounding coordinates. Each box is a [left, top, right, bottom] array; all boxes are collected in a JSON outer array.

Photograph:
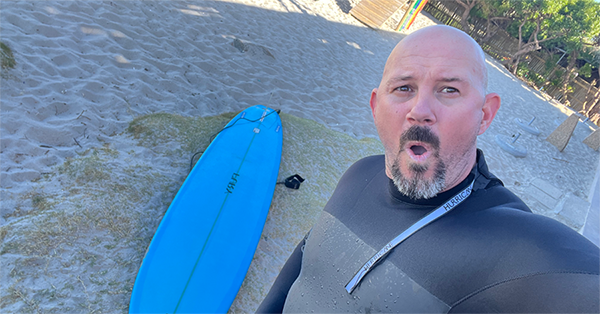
[[129, 105, 282, 313]]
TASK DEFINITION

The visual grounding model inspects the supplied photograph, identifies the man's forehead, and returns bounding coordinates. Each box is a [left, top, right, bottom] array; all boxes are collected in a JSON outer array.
[[384, 59, 477, 81], [380, 26, 488, 90], [383, 48, 486, 88], [393, 47, 479, 66]]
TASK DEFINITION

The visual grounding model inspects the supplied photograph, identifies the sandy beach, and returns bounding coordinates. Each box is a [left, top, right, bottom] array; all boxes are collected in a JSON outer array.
[[1, 0, 598, 312]]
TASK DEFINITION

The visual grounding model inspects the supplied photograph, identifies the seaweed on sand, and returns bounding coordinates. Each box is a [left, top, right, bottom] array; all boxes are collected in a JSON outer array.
[[1, 41, 16, 70]]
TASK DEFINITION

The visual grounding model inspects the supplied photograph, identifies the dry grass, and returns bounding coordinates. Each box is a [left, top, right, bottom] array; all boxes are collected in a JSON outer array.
[[0, 112, 236, 312], [128, 111, 237, 154], [0, 111, 384, 313], [1, 42, 16, 70], [1, 41, 16, 80], [2, 114, 169, 311]]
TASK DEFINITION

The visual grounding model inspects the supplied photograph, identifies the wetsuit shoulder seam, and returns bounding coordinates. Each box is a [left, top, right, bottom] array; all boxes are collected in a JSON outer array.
[[358, 166, 386, 196], [449, 270, 600, 310], [348, 157, 386, 194], [325, 159, 385, 216]]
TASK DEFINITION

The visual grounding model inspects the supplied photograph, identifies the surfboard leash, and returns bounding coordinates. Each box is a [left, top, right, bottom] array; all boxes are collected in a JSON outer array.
[[277, 174, 305, 189], [208, 108, 281, 143]]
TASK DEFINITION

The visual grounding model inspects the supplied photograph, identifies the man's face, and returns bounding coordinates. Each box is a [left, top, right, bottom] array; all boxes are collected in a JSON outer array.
[[370, 27, 499, 198]]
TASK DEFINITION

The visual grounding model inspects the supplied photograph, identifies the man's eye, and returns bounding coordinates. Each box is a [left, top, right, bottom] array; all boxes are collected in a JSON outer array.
[[395, 86, 411, 92], [442, 87, 459, 93]]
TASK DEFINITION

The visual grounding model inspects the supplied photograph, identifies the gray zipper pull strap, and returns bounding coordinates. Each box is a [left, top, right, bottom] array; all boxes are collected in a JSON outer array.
[[345, 179, 475, 294]]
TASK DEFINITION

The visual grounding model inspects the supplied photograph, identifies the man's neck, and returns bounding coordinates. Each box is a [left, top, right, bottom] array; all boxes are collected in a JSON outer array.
[[440, 149, 478, 194]]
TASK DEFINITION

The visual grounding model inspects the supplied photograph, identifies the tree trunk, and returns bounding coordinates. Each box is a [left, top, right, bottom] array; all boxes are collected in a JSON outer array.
[[584, 82, 600, 118], [561, 49, 579, 103], [512, 54, 523, 75], [581, 79, 597, 113], [482, 17, 509, 43], [483, 18, 493, 42], [456, 0, 476, 32], [511, 19, 527, 74], [510, 18, 561, 75], [586, 97, 600, 118]]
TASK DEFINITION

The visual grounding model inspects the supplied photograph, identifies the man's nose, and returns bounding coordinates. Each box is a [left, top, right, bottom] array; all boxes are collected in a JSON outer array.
[[406, 92, 436, 125]]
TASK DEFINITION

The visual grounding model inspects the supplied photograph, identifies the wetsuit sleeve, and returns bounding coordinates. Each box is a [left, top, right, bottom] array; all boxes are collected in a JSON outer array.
[[256, 237, 305, 314], [449, 272, 600, 313]]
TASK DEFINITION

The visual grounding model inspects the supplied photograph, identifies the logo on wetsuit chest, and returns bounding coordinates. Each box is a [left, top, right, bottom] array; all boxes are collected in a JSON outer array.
[[225, 173, 240, 194], [442, 186, 473, 211]]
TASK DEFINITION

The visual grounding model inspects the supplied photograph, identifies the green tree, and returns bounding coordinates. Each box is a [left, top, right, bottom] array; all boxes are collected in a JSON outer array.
[[475, 0, 513, 42], [451, 0, 599, 114], [454, 0, 479, 32], [504, 0, 568, 74], [504, 0, 600, 80], [555, 0, 599, 99]]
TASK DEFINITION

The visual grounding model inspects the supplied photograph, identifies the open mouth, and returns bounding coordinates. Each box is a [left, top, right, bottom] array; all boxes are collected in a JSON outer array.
[[406, 142, 431, 162], [410, 145, 427, 156]]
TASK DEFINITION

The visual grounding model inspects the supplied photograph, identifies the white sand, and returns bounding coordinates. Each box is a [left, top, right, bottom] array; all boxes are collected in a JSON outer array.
[[1, 0, 598, 312]]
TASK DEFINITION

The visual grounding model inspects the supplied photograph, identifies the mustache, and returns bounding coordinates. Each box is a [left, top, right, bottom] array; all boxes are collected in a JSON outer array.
[[399, 125, 440, 150]]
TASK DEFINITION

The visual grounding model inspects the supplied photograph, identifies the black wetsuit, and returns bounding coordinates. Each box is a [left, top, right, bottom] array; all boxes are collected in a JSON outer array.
[[257, 150, 599, 313]]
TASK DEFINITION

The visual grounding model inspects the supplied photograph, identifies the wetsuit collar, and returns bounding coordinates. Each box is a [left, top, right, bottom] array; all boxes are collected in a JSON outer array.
[[388, 149, 500, 206]]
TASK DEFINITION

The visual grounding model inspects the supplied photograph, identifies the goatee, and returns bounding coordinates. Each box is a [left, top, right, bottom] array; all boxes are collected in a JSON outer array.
[[390, 126, 446, 199]]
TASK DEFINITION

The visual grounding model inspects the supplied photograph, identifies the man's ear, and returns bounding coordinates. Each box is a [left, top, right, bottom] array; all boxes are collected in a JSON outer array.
[[369, 88, 378, 121], [478, 92, 500, 135]]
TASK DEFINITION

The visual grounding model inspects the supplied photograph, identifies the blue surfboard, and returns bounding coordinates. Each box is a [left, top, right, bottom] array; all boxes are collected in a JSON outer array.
[[130, 105, 282, 313]]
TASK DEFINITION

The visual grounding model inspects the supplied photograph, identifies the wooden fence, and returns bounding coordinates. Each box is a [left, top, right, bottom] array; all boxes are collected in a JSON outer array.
[[422, 0, 600, 125]]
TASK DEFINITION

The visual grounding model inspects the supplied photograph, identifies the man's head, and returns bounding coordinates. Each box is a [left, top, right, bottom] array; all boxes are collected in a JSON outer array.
[[370, 25, 500, 199]]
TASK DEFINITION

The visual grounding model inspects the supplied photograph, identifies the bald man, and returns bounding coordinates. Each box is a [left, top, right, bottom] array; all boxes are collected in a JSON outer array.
[[257, 26, 599, 313]]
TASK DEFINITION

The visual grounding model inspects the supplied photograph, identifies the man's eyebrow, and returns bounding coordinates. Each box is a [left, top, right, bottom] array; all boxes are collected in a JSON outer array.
[[386, 76, 465, 86], [391, 75, 413, 81], [386, 76, 413, 88], [439, 77, 464, 83]]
